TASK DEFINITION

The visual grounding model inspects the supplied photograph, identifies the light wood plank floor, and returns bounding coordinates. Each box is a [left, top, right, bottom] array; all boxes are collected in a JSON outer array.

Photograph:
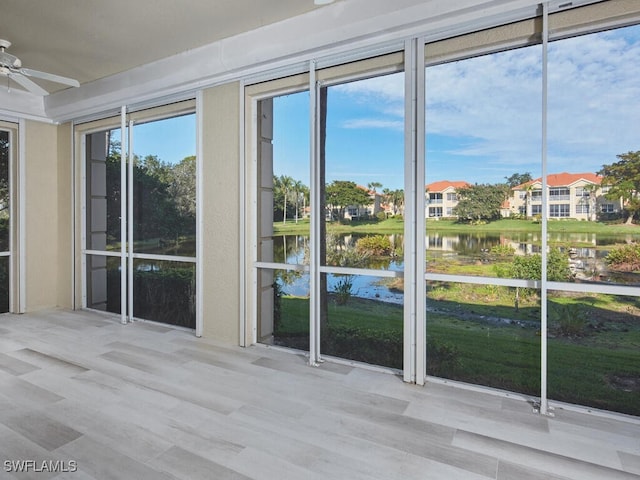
[[0, 309, 638, 479]]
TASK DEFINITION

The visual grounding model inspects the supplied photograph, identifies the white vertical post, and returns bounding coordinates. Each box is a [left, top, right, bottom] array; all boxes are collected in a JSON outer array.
[[18, 119, 26, 313], [120, 106, 127, 324], [196, 90, 204, 338], [71, 121, 76, 310], [309, 60, 321, 366], [8, 128, 14, 313], [403, 38, 426, 384], [127, 119, 134, 322], [403, 39, 417, 383], [415, 38, 426, 385], [79, 134, 87, 310], [540, 2, 550, 415]]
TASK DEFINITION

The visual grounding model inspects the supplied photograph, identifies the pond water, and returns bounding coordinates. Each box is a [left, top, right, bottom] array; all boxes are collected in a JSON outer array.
[[274, 231, 640, 302]]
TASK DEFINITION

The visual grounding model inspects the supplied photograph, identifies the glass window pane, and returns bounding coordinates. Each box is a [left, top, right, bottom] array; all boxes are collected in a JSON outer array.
[[86, 254, 121, 315], [425, 45, 542, 279], [261, 268, 309, 351], [548, 291, 640, 416], [132, 114, 196, 257], [0, 257, 9, 313], [426, 280, 541, 395], [0, 131, 9, 252], [86, 129, 121, 251], [322, 72, 405, 270], [321, 273, 403, 369], [548, 25, 640, 288], [259, 92, 310, 265], [133, 259, 195, 328]]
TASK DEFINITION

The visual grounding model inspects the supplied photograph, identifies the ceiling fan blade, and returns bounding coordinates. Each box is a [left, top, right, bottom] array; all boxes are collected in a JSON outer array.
[[9, 73, 49, 96], [21, 68, 80, 88]]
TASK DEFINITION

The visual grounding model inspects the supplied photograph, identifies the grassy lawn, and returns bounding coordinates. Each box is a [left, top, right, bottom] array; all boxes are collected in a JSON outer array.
[[276, 289, 640, 416], [273, 217, 640, 236], [270, 216, 640, 415]]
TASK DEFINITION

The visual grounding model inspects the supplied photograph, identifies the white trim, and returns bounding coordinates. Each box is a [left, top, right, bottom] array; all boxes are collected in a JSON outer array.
[[250, 96, 259, 346], [426, 272, 541, 289], [70, 121, 76, 309], [539, 2, 550, 416], [309, 61, 321, 366], [319, 265, 402, 278], [414, 38, 426, 386], [80, 133, 87, 309], [131, 253, 196, 263], [127, 119, 134, 323], [403, 39, 416, 384], [6, 126, 14, 313], [84, 249, 121, 257], [196, 90, 204, 338], [237, 82, 246, 345], [17, 119, 26, 313], [120, 107, 127, 324], [254, 261, 308, 272]]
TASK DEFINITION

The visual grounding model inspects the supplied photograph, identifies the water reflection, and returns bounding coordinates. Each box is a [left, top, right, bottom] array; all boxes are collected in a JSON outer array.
[[273, 231, 640, 300]]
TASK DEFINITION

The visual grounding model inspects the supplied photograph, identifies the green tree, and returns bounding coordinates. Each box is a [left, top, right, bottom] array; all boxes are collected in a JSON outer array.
[[383, 188, 404, 215], [581, 182, 599, 222], [367, 182, 382, 193], [277, 175, 294, 224], [598, 150, 640, 225], [508, 248, 573, 311], [170, 155, 196, 220], [504, 172, 532, 188], [105, 144, 192, 246], [292, 179, 308, 223], [325, 180, 371, 221], [133, 154, 185, 242], [453, 183, 508, 223]]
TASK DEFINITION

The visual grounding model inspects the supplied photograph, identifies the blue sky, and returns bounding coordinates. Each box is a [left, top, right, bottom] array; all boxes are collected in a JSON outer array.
[[131, 113, 196, 165], [272, 24, 640, 191]]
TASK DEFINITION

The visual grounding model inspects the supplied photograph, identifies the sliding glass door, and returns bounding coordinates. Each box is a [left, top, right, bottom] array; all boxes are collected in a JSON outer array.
[[83, 107, 196, 327], [0, 126, 13, 313]]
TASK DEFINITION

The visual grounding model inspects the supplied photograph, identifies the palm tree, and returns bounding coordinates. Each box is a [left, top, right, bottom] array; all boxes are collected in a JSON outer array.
[[279, 175, 294, 224], [292, 179, 304, 223], [583, 183, 599, 222], [367, 182, 382, 193], [524, 184, 534, 218]]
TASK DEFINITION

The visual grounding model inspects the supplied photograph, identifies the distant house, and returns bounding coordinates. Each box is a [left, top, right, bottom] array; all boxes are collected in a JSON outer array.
[[425, 180, 470, 218], [510, 172, 621, 220], [343, 186, 383, 220]]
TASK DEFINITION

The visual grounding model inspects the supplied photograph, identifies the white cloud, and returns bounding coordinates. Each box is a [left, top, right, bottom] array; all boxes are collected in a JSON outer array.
[[333, 25, 640, 180], [342, 118, 403, 130]]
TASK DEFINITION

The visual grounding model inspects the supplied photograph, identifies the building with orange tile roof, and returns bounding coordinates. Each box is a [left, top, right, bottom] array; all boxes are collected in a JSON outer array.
[[510, 172, 622, 220], [425, 180, 470, 218]]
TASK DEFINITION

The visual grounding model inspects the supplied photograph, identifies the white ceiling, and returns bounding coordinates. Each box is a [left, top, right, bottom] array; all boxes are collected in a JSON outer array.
[[0, 0, 332, 93], [1, 0, 561, 121]]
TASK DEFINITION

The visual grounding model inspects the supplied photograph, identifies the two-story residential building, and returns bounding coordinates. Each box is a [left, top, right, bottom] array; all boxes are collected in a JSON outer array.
[[343, 186, 383, 220], [425, 180, 469, 218], [511, 172, 622, 220]]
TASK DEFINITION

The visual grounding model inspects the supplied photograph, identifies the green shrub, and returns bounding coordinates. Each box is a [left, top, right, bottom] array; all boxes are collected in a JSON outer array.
[[326, 234, 370, 267], [605, 243, 640, 271], [376, 211, 387, 221], [426, 338, 462, 376], [550, 303, 587, 338], [107, 266, 195, 328], [333, 275, 354, 305], [490, 244, 516, 256], [509, 248, 572, 282], [321, 325, 402, 369], [356, 235, 392, 256]]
